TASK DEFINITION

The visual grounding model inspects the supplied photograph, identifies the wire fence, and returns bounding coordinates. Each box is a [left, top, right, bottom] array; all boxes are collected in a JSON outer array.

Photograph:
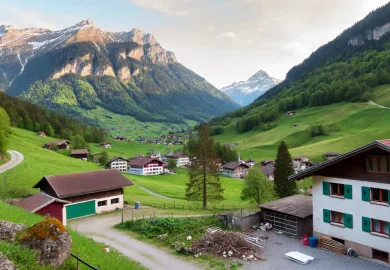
[[147, 201, 254, 211]]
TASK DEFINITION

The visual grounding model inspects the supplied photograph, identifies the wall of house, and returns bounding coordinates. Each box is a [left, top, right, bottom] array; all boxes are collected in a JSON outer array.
[[95, 194, 124, 214], [36, 202, 64, 223], [64, 189, 123, 203], [313, 175, 390, 255], [176, 157, 190, 167], [110, 160, 128, 172]]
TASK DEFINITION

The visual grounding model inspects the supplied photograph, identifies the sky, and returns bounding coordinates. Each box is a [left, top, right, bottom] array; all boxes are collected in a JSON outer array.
[[1, 0, 389, 88]]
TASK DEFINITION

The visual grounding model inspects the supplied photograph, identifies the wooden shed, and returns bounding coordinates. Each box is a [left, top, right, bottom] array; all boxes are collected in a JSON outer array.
[[259, 195, 313, 237]]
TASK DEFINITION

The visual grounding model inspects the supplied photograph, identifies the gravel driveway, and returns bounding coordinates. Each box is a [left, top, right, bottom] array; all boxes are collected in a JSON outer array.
[[69, 211, 201, 270], [0, 150, 24, 174], [245, 231, 390, 269]]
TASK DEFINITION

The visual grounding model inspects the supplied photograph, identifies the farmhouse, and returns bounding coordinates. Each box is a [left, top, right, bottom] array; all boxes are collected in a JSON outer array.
[[42, 141, 70, 150], [244, 158, 256, 168], [107, 156, 128, 172], [165, 152, 190, 167], [37, 131, 46, 137], [70, 149, 88, 160], [100, 142, 111, 148], [18, 170, 132, 225], [261, 166, 275, 181], [128, 158, 164, 175], [324, 152, 340, 160], [221, 162, 249, 179], [259, 195, 313, 237], [289, 140, 390, 262]]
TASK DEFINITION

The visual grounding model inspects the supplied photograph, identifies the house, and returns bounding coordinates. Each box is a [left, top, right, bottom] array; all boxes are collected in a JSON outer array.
[[261, 159, 275, 166], [100, 142, 111, 148], [37, 131, 46, 137], [221, 162, 249, 179], [70, 149, 88, 161], [261, 166, 275, 181], [107, 156, 128, 172], [244, 158, 256, 168], [286, 111, 296, 116], [259, 195, 313, 237], [324, 152, 340, 160], [289, 139, 390, 262], [128, 158, 164, 175], [165, 152, 190, 167], [18, 170, 133, 225], [42, 141, 70, 150], [215, 158, 224, 168]]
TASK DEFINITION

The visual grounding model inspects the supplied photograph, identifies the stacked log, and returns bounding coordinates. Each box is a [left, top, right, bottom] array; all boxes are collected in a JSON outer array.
[[317, 235, 347, 255]]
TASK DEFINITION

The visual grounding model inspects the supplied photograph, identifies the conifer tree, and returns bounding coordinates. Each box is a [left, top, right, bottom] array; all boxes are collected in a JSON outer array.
[[274, 141, 297, 198], [186, 124, 223, 209]]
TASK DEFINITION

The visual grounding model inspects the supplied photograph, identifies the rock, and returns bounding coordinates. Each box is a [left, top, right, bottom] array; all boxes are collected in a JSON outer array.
[[177, 246, 195, 255], [0, 221, 25, 243], [0, 252, 17, 270], [20, 218, 71, 267]]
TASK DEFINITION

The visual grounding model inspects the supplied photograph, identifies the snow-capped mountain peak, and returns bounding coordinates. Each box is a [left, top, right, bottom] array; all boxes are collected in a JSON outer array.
[[220, 70, 282, 106]]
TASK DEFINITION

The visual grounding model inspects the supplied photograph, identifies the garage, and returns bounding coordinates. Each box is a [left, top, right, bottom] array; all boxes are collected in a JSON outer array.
[[66, 200, 96, 220], [259, 195, 313, 237]]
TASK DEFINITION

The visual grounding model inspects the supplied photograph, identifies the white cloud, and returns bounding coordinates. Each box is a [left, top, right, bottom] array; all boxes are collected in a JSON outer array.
[[207, 26, 216, 31], [126, 0, 191, 16], [218, 32, 237, 39]]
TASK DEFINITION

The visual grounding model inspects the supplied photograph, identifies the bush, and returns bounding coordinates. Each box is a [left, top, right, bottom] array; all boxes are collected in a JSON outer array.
[[310, 124, 327, 137], [209, 126, 224, 136]]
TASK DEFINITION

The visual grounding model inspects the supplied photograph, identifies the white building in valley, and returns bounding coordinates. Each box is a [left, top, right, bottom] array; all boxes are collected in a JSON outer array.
[[165, 152, 190, 167], [289, 140, 390, 263], [107, 156, 128, 172], [128, 158, 165, 175], [221, 162, 249, 179]]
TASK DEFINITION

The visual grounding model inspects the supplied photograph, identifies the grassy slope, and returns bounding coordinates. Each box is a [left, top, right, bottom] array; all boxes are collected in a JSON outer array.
[[371, 84, 390, 107], [0, 202, 145, 270]]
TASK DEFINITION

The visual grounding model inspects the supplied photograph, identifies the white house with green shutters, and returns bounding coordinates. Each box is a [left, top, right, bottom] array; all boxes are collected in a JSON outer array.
[[289, 140, 390, 263]]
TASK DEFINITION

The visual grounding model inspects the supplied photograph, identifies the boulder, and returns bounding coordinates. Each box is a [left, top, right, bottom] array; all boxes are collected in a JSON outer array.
[[20, 218, 71, 267], [0, 221, 25, 243], [0, 252, 17, 270]]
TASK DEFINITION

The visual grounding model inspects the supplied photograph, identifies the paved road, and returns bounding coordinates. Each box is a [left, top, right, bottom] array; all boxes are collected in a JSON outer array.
[[135, 184, 174, 200], [0, 150, 24, 174], [69, 212, 201, 270]]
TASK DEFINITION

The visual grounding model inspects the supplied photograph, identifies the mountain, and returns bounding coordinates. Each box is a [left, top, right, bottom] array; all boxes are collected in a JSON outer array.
[[0, 19, 239, 124], [220, 70, 281, 106], [210, 2, 390, 133]]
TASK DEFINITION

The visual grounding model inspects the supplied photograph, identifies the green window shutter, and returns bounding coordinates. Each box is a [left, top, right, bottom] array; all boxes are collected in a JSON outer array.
[[388, 190, 390, 204], [361, 186, 370, 202], [323, 209, 330, 223], [344, 184, 352, 199], [344, 213, 353, 228], [323, 182, 330, 196], [362, 216, 371, 232]]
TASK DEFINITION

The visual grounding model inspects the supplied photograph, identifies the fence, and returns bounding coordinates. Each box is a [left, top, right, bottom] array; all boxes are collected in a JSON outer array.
[[70, 252, 99, 270], [148, 201, 254, 211]]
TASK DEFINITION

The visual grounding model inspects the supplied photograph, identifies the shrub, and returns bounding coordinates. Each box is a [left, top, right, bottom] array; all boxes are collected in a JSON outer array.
[[310, 124, 327, 137]]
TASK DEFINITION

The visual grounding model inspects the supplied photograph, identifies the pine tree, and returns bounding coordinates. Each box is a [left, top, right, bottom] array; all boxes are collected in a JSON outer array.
[[186, 124, 223, 209], [274, 141, 297, 198]]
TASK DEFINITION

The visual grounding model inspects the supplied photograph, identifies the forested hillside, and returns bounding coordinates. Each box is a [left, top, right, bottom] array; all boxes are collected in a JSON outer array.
[[209, 3, 390, 133]]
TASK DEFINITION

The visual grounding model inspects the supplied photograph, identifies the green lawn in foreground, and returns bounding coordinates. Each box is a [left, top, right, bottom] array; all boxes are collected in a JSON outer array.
[[0, 202, 145, 270]]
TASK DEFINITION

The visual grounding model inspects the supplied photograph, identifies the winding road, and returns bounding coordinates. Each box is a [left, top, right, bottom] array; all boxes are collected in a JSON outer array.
[[0, 150, 24, 174], [369, 100, 390, 109]]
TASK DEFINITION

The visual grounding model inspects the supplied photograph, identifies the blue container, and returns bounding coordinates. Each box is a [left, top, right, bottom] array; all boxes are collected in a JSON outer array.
[[135, 201, 141, 209], [309, 237, 318, 248]]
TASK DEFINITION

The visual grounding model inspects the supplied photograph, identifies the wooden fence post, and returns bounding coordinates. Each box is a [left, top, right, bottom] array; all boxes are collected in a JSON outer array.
[[121, 210, 124, 223]]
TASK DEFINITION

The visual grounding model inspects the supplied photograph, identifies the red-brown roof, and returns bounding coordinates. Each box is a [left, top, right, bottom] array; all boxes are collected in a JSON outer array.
[[222, 162, 249, 169], [71, 149, 89, 155], [33, 170, 133, 199], [17, 193, 70, 213], [378, 139, 390, 147], [261, 166, 275, 176], [129, 158, 162, 167]]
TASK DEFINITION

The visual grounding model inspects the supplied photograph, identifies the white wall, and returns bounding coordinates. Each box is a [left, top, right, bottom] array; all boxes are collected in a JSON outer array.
[[313, 175, 390, 252], [95, 195, 124, 214]]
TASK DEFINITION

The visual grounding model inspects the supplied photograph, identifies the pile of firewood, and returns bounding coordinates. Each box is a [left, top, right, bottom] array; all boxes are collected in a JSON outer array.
[[191, 227, 263, 260], [317, 235, 347, 255]]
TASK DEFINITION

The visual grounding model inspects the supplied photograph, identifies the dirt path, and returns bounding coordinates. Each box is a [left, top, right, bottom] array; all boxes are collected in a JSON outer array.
[[69, 212, 201, 270], [0, 150, 24, 174], [135, 184, 175, 200], [369, 100, 390, 109]]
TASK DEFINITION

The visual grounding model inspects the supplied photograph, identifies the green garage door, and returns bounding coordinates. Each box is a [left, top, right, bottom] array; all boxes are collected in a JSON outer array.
[[66, 200, 96, 220]]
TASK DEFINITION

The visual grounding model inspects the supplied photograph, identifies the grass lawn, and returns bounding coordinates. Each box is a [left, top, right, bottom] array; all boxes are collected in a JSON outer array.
[[371, 84, 390, 107], [0, 202, 145, 270], [0, 151, 11, 166]]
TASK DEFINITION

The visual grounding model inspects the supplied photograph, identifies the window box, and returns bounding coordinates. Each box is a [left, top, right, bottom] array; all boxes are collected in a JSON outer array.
[[371, 232, 390, 239], [370, 201, 389, 207], [330, 194, 345, 200], [331, 222, 345, 228]]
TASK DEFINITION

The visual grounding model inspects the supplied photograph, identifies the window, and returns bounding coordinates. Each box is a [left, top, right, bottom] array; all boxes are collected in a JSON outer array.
[[330, 183, 345, 197], [366, 155, 390, 173], [98, 200, 107, 207], [373, 249, 389, 263], [331, 211, 344, 225], [371, 219, 389, 236], [111, 198, 119, 204], [371, 188, 389, 204]]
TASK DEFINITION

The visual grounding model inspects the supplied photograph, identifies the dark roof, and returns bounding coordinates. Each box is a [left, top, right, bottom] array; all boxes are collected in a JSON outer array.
[[261, 166, 275, 176], [108, 156, 128, 163], [33, 170, 133, 198], [48, 141, 69, 146], [259, 195, 313, 218], [71, 149, 89, 155], [324, 152, 340, 156], [289, 140, 390, 181], [17, 193, 70, 213], [129, 158, 160, 166], [222, 162, 249, 169], [166, 152, 188, 158]]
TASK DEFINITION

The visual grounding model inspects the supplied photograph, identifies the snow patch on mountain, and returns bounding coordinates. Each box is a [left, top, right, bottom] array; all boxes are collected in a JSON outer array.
[[220, 70, 282, 106]]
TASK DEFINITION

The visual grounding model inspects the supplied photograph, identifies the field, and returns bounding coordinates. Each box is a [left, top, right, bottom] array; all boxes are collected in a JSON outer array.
[[0, 202, 145, 270]]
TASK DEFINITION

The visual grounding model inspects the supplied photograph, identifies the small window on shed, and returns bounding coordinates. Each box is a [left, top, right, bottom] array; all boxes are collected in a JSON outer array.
[[111, 198, 119, 204], [98, 200, 107, 207]]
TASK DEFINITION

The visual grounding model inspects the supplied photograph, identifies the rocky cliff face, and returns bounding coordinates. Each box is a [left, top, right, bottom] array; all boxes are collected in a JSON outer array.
[[348, 22, 390, 46], [220, 70, 281, 106]]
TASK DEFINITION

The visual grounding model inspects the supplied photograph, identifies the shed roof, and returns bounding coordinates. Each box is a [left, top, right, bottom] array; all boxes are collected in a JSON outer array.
[[33, 170, 133, 199], [259, 195, 313, 218], [17, 193, 70, 213], [71, 149, 88, 155], [129, 158, 160, 166], [222, 162, 249, 169], [261, 166, 275, 176]]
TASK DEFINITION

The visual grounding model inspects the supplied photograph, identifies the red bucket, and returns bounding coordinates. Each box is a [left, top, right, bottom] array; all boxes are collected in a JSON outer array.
[[302, 234, 309, 246]]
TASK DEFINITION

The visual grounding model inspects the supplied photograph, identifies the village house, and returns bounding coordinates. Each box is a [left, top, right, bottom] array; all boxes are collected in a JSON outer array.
[[261, 159, 275, 166], [70, 149, 88, 161], [42, 141, 70, 150], [289, 140, 390, 263], [324, 152, 341, 160], [106, 156, 128, 172], [261, 166, 275, 181], [221, 162, 249, 179], [244, 158, 256, 168], [292, 156, 311, 173], [17, 170, 133, 225], [37, 131, 46, 137], [165, 152, 190, 167], [100, 142, 111, 148], [286, 111, 296, 116], [128, 158, 164, 175]]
